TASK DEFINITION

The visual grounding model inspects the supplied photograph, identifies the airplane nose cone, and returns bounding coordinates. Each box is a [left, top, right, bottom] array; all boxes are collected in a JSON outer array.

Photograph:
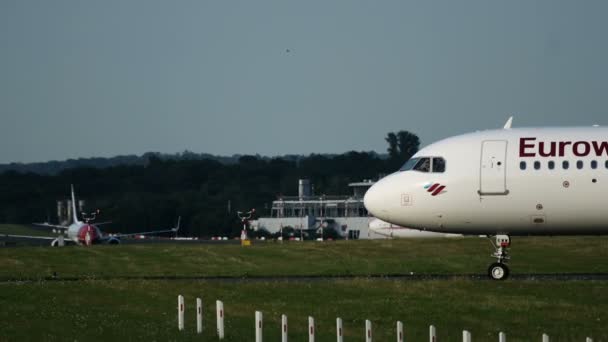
[[364, 179, 392, 221], [363, 184, 379, 216]]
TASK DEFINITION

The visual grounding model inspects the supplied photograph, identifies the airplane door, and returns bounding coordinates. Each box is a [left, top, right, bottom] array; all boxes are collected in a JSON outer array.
[[479, 140, 509, 195]]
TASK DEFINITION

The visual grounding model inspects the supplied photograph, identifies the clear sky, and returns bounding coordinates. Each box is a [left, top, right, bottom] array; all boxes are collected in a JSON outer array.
[[1, 1, 607, 163]]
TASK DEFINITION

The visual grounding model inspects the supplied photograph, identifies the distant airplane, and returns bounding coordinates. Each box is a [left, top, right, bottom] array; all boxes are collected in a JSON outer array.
[[6, 185, 180, 246], [364, 117, 608, 280], [368, 218, 462, 238]]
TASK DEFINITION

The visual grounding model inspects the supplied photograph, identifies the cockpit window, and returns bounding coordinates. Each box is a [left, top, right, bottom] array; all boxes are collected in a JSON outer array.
[[432, 157, 446, 173], [399, 158, 419, 171], [400, 157, 445, 173], [413, 158, 431, 172]]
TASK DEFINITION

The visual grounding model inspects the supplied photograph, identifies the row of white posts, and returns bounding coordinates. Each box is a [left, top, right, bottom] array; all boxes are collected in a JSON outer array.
[[177, 296, 594, 341], [177, 296, 224, 338]]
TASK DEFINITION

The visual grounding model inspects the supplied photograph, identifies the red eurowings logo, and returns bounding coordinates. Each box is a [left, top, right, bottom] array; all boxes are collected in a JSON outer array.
[[424, 183, 446, 196]]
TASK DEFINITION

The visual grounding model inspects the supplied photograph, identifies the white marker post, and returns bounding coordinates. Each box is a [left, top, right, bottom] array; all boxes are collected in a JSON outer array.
[[196, 298, 203, 334], [462, 330, 471, 342], [499, 331, 506, 342], [255, 311, 263, 342], [281, 314, 288, 342], [336, 317, 343, 342], [429, 325, 437, 342], [365, 320, 372, 342], [216, 300, 225, 339], [586, 338, 593, 342], [396, 321, 404, 342], [542, 333, 549, 342], [308, 316, 315, 342], [177, 295, 184, 331]]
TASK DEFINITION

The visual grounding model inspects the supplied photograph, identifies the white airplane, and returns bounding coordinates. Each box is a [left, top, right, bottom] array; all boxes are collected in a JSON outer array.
[[369, 218, 462, 238], [364, 118, 608, 280], [5, 185, 180, 246]]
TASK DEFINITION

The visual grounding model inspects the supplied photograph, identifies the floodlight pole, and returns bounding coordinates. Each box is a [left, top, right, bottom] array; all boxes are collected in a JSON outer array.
[[237, 209, 255, 240]]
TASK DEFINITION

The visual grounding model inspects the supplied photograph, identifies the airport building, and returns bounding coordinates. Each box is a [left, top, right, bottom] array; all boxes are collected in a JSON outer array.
[[251, 179, 381, 239]]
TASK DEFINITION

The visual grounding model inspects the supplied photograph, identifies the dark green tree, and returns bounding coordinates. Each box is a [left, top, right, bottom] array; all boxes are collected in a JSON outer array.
[[385, 132, 398, 159], [385, 130, 420, 171], [397, 130, 420, 161]]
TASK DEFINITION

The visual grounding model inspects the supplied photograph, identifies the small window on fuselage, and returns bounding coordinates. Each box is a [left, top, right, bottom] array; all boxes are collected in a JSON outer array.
[[577, 160, 584, 169], [432, 157, 446, 173], [534, 161, 541, 170], [591, 160, 598, 169], [563, 161, 569, 170], [548, 161, 555, 170], [413, 158, 431, 173], [520, 161, 526, 170]]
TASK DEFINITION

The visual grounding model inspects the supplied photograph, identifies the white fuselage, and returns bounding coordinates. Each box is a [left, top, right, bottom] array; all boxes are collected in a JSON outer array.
[[66, 222, 83, 240], [364, 127, 608, 235]]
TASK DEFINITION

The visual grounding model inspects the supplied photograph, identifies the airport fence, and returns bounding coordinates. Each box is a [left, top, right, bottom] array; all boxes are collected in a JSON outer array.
[[176, 295, 594, 341]]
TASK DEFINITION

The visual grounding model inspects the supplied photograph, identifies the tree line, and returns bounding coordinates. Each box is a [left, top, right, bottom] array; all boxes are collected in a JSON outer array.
[[0, 131, 419, 237]]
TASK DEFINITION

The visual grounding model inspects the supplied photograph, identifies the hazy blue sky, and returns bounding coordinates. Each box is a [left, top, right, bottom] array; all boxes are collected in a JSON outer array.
[[1, 1, 607, 163]]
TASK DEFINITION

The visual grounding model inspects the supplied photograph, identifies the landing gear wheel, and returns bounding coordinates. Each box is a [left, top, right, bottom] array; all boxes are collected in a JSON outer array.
[[487, 235, 511, 280], [488, 262, 509, 280]]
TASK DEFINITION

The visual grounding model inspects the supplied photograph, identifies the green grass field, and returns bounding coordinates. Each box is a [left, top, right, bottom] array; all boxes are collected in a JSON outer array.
[[1, 237, 607, 341]]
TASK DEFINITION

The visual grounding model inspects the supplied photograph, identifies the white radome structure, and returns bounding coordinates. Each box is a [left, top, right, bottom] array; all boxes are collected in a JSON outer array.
[[368, 217, 462, 238], [364, 118, 608, 279]]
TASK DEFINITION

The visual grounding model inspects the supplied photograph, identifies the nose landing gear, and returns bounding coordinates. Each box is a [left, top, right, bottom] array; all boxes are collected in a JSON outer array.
[[488, 235, 510, 280]]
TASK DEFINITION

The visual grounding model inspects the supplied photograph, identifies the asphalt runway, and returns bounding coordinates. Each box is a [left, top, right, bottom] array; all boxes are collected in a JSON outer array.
[[2, 273, 608, 284]]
